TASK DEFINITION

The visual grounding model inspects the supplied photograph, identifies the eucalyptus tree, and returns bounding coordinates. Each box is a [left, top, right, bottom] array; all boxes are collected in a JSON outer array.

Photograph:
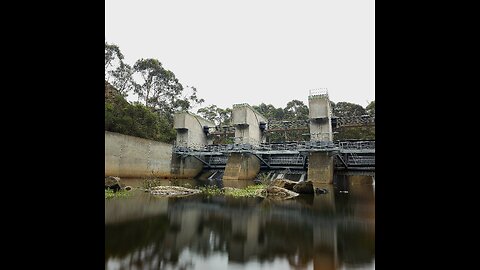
[[133, 58, 204, 119], [105, 42, 134, 97], [366, 100, 375, 117], [197, 105, 232, 126]]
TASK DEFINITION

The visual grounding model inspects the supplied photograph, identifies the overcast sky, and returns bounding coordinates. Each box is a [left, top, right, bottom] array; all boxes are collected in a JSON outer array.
[[105, 0, 374, 111]]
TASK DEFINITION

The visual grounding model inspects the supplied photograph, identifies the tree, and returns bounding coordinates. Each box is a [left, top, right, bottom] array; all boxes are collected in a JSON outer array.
[[197, 105, 232, 126], [105, 42, 123, 76], [332, 102, 367, 118], [109, 62, 135, 97], [366, 100, 375, 117], [253, 103, 284, 121], [105, 94, 176, 143], [133, 58, 203, 117], [105, 42, 134, 97], [284, 100, 309, 120]]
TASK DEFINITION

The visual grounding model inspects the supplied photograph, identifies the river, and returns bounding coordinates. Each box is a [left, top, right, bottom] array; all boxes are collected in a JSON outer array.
[[105, 173, 375, 270]]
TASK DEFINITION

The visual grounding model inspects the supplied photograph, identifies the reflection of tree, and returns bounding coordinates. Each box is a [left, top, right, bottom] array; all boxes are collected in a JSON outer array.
[[337, 225, 375, 266], [105, 188, 375, 269]]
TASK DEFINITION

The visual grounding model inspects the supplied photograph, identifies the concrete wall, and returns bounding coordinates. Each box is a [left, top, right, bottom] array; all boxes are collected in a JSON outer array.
[[232, 104, 267, 145], [309, 95, 333, 141], [174, 112, 215, 149], [308, 152, 334, 185], [105, 131, 203, 178], [223, 153, 261, 180]]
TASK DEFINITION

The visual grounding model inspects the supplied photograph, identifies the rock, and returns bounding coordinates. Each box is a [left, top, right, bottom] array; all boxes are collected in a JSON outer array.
[[124, 186, 132, 191], [150, 186, 201, 197], [315, 188, 328, 195], [105, 176, 122, 192], [293, 180, 314, 194], [257, 186, 299, 200], [272, 179, 297, 191]]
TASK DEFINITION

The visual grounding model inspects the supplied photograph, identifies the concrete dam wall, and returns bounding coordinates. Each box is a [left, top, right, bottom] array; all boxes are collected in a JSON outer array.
[[105, 131, 202, 178]]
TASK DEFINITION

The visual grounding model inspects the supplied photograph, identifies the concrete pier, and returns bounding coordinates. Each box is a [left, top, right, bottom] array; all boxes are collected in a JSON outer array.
[[307, 90, 334, 185], [221, 104, 267, 180], [223, 153, 261, 180], [308, 151, 334, 184]]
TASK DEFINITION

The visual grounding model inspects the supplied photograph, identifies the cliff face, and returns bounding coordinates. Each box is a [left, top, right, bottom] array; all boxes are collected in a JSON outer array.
[[105, 80, 120, 103]]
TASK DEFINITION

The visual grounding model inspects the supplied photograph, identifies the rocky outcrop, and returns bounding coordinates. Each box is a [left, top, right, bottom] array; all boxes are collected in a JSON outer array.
[[257, 186, 299, 200], [105, 176, 122, 191], [293, 180, 314, 194], [315, 188, 329, 194], [150, 186, 201, 197], [272, 179, 297, 191]]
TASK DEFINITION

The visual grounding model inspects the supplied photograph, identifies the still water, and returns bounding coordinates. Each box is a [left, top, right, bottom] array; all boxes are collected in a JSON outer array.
[[105, 174, 375, 270]]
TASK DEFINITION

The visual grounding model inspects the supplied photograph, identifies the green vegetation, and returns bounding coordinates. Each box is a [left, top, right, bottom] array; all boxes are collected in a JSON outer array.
[[105, 41, 204, 143], [105, 41, 375, 142], [105, 95, 176, 142], [198, 100, 375, 142], [105, 189, 131, 199]]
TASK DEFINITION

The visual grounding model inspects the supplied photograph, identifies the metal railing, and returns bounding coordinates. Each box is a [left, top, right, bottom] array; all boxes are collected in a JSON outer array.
[[308, 88, 329, 98], [208, 156, 228, 164], [336, 141, 375, 150], [335, 116, 375, 127], [174, 140, 375, 153], [269, 156, 304, 165]]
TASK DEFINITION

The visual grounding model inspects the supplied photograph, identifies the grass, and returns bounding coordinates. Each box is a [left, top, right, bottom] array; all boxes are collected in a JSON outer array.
[[105, 189, 131, 199]]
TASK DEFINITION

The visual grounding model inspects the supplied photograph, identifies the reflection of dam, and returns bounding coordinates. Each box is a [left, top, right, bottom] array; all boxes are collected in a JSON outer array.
[[105, 183, 374, 270]]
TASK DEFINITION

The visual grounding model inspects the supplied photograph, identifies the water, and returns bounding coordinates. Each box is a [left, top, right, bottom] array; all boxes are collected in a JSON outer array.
[[105, 174, 375, 270]]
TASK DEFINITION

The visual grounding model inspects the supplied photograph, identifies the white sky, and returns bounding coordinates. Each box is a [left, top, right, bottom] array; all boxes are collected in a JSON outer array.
[[105, 0, 374, 110]]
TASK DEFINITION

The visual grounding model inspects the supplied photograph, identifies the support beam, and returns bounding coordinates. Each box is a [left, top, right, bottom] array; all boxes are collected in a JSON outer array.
[[253, 153, 271, 169], [335, 154, 349, 169]]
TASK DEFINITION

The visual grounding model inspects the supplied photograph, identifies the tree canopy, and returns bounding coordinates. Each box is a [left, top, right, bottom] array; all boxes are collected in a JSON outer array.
[[105, 42, 204, 142], [105, 41, 374, 142]]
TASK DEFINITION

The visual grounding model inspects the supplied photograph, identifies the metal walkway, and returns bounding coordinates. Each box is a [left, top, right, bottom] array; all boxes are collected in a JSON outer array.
[[173, 140, 375, 171]]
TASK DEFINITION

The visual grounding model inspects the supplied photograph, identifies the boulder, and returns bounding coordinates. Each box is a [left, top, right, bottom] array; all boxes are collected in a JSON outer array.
[[105, 176, 122, 192], [257, 186, 299, 200], [272, 179, 297, 191], [150, 186, 201, 197], [315, 188, 329, 195], [293, 180, 314, 194]]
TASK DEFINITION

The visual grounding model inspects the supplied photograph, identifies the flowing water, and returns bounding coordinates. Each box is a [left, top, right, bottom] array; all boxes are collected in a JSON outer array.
[[105, 173, 375, 270]]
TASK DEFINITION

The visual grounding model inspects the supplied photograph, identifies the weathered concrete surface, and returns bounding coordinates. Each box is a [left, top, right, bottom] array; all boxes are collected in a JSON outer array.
[[174, 112, 215, 149], [308, 94, 333, 141], [223, 153, 261, 180], [105, 131, 203, 179], [170, 154, 204, 179], [232, 104, 267, 146], [307, 152, 334, 185]]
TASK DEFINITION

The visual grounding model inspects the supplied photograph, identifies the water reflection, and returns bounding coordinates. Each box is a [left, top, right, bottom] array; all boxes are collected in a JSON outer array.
[[105, 174, 374, 269]]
